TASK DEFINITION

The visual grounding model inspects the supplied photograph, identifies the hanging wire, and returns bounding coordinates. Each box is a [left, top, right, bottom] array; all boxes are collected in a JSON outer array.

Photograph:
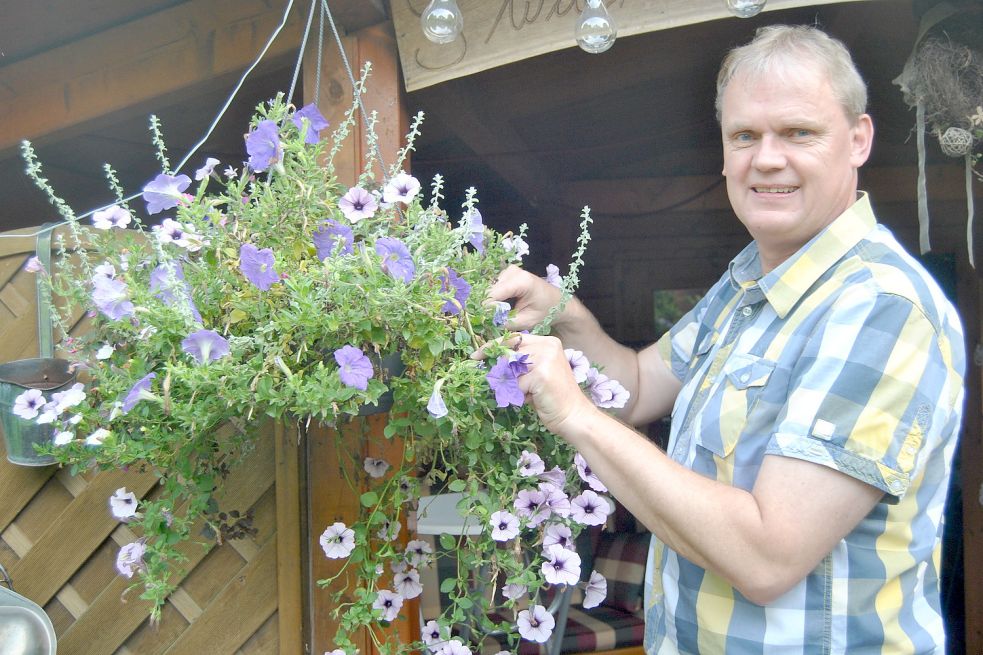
[[286, 0, 320, 109], [2, 0, 301, 240]]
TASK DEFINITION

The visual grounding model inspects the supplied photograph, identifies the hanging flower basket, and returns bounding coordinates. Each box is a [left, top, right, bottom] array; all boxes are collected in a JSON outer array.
[[0, 357, 77, 466], [13, 67, 625, 654]]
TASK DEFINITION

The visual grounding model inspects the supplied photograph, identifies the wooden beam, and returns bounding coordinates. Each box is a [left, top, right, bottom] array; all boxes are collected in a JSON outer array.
[[0, 0, 307, 157]]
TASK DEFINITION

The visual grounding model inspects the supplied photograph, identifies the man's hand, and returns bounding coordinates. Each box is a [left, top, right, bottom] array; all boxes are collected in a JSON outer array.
[[486, 265, 562, 332]]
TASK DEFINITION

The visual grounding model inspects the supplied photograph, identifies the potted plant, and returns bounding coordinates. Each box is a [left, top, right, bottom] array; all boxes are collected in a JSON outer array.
[[13, 68, 626, 655]]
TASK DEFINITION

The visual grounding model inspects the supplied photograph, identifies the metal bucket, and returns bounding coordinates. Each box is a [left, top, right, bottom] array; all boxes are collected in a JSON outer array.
[[0, 358, 76, 466]]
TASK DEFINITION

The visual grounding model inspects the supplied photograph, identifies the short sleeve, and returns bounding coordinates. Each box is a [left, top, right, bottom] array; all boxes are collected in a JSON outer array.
[[764, 287, 956, 499]]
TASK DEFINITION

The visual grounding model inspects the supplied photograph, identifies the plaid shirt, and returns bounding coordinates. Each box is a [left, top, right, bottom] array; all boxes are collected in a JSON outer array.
[[645, 195, 965, 655]]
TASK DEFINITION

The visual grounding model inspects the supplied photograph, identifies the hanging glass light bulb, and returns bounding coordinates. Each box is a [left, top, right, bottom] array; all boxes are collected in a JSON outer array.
[[421, 0, 464, 44], [575, 0, 617, 54], [725, 0, 767, 18]]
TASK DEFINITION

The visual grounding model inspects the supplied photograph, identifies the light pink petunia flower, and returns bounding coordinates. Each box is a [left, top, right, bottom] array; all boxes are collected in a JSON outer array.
[[12, 388, 45, 420], [338, 186, 378, 222], [502, 582, 528, 601], [570, 490, 611, 527], [513, 489, 550, 528], [489, 510, 520, 541], [517, 604, 555, 643], [422, 619, 450, 652], [437, 639, 472, 655], [320, 522, 356, 558], [109, 487, 139, 521], [574, 452, 608, 492], [541, 544, 581, 586], [564, 349, 591, 384], [363, 457, 391, 479], [583, 570, 608, 609], [372, 589, 404, 622], [394, 568, 423, 599], [543, 523, 573, 551], [382, 172, 421, 204], [404, 539, 433, 568], [115, 541, 147, 578], [517, 450, 545, 477]]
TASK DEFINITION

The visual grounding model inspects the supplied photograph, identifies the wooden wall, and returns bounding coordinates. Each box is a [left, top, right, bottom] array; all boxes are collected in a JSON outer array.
[[0, 230, 302, 654]]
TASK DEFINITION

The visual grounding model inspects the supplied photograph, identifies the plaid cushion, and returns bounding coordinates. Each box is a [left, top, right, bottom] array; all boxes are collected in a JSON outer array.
[[480, 605, 644, 655], [592, 531, 648, 613]]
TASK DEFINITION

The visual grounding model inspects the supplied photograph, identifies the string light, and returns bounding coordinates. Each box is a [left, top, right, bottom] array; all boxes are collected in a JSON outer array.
[[421, 0, 464, 44], [725, 0, 767, 18], [575, 0, 618, 54]]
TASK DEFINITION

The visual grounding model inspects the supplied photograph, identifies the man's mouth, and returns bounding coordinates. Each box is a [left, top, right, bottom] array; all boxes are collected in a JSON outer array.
[[752, 186, 797, 194]]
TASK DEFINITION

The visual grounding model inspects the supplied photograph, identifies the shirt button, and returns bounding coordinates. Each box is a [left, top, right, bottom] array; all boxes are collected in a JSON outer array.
[[739, 373, 750, 383], [888, 478, 905, 494], [741, 306, 753, 317]]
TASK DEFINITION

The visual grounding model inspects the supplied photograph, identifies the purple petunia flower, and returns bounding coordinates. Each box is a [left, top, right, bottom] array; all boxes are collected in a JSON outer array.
[[539, 466, 566, 487], [181, 329, 230, 363], [427, 384, 448, 418], [313, 219, 354, 260], [372, 589, 404, 622], [486, 355, 524, 408], [583, 570, 608, 609], [245, 120, 283, 172], [143, 173, 191, 215], [13, 388, 45, 420], [492, 301, 511, 327], [194, 157, 220, 181], [517, 604, 555, 643], [363, 456, 391, 478], [109, 487, 139, 521], [437, 639, 472, 655], [338, 186, 377, 222], [239, 243, 280, 290], [517, 450, 545, 477], [575, 452, 608, 492], [154, 218, 204, 251], [375, 237, 415, 283], [570, 490, 611, 527], [543, 523, 574, 551], [489, 510, 520, 541], [586, 368, 630, 409], [121, 372, 157, 413], [542, 544, 581, 586], [538, 481, 571, 517], [565, 349, 591, 384], [382, 172, 421, 205], [92, 205, 132, 230], [546, 264, 562, 288], [513, 489, 550, 528], [151, 262, 202, 323], [291, 103, 329, 144], [116, 541, 147, 578], [422, 620, 450, 652], [91, 275, 134, 321], [24, 256, 44, 273], [439, 268, 471, 315], [502, 235, 529, 260], [334, 345, 373, 390], [508, 352, 531, 377], [463, 209, 484, 254], [404, 539, 433, 568], [502, 582, 527, 600], [320, 521, 356, 558], [393, 568, 423, 599]]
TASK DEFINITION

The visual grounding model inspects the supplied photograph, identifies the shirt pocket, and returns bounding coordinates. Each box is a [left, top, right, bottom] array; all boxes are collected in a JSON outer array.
[[695, 353, 777, 459]]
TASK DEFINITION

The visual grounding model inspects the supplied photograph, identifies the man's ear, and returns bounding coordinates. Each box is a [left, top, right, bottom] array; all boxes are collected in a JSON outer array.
[[850, 114, 874, 168]]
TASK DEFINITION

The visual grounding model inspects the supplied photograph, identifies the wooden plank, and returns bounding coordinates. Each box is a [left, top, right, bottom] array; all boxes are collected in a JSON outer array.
[[0, 459, 57, 534], [8, 466, 157, 605], [58, 433, 276, 654], [391, 0, 875, 91], [161, 537, 278, 655], [303, 20, 410, 655], [275, 420, 303, 655], [0, 0, 306, 156]]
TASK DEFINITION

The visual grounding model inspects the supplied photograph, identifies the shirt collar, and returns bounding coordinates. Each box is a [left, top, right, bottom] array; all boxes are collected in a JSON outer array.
[[728, 193, 877, 318]]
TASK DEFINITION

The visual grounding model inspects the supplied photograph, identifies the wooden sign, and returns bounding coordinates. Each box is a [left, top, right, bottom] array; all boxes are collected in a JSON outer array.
[[391, 0, 873, 91]]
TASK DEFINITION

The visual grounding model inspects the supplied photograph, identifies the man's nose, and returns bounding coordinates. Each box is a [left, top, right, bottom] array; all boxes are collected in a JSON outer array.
[[753, 134, 787, 170]]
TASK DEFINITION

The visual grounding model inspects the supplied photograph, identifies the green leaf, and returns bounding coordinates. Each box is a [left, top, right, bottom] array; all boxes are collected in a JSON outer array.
[[439, 577, 457, 593], [447, 479, 466, 492], [439, 533, 456, 550], [456, 596, 473, 610], [360, 491, 379, 507]]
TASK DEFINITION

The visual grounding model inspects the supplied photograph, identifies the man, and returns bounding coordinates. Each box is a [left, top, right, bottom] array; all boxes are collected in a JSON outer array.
[[484, 25, 965, 654]]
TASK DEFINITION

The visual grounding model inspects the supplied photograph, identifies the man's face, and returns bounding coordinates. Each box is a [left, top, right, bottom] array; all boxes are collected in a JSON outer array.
[[720, 65, 873, 272]]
